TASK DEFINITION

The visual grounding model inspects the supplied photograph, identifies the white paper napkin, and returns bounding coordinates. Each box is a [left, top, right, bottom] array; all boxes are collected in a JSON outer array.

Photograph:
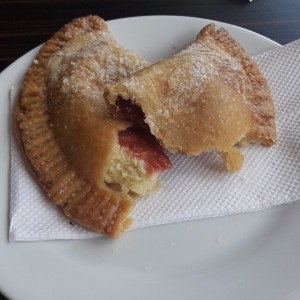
[[9, 40, 300, 241]]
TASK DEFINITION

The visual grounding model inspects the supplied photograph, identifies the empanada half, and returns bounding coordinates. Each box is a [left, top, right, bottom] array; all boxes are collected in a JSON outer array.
[[106, 24, 276, 172], [16, 16, 171, 238]]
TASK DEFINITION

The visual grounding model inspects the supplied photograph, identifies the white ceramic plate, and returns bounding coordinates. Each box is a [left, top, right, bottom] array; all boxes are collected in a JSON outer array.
[[1, 16, 300, 300]]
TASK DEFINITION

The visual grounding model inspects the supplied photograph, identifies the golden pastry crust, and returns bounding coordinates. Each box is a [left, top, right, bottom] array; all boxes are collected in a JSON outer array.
[[16, 16, 150, 238], [198, 24, 276, 146], [106, 24, 276, 172]]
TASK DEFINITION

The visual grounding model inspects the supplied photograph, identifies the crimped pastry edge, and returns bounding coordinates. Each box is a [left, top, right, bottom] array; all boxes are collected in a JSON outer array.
[[16, 16, 135, 238]]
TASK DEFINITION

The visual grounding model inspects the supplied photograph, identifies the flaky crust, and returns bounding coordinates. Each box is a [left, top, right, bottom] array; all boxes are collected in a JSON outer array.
[[198, 24, 276, 146], [16, 16, 148, 238], [106, 24, 276, 172]]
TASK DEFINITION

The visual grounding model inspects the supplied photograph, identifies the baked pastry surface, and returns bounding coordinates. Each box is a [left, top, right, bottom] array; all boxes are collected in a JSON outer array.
[[106, 24, 277, 172], [16, 16, 170, 238]]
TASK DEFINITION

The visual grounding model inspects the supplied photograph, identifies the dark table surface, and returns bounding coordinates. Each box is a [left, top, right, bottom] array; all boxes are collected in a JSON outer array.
[[1, 0, 300, 299], [1, 0, 300, 73]]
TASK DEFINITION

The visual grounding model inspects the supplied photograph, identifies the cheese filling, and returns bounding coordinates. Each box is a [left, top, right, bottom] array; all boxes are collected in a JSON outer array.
[[105, 126, 171, 195], [105, 142, 159, 195]]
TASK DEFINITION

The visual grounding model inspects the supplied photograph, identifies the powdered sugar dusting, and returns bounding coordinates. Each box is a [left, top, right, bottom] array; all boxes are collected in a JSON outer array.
[[169, 40, 246, 111], [47, 30, 148, 115], [107, 29, 251, 156], [117, 37, 246, 117]]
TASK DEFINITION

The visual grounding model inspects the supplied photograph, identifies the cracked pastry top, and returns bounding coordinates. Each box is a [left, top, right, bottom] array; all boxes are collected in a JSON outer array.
[[106, 24, 277, 172], [16, 16, 171, 238]]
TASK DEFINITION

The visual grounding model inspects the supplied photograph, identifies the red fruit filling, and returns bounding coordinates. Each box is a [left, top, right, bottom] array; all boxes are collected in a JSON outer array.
[[113, 97, 172, 173], [113, 97, 149, 129], [118, 127, 171, 174]]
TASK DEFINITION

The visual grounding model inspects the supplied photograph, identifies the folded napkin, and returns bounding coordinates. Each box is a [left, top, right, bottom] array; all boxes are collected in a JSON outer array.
[[9, 40, 300, 241]]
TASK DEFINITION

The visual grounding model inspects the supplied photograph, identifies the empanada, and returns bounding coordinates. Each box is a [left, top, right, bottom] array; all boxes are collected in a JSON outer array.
[[16, 16, 171, 238], [106, 24, 277, 172]]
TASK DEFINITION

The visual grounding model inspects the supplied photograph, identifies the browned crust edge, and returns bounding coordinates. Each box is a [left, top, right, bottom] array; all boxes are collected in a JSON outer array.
[[198, 24, 277, 147], [16, 15, 133, 238]]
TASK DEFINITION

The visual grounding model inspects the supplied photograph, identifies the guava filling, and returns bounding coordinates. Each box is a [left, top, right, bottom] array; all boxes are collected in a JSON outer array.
[[118, 126, 171, 174], [113, 97, 149, 130], [111, 97, 171, 173]]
